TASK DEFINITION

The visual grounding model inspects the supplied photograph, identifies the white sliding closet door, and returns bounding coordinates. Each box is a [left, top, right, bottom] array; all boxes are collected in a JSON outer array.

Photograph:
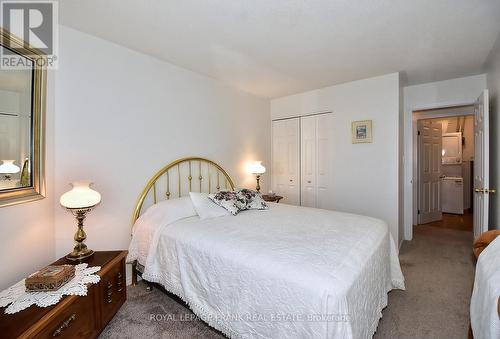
[[272, 118, 300, 205], [316, 114, 333, 209], [301, 116, 317, 207], [301, 114, 333, 208]]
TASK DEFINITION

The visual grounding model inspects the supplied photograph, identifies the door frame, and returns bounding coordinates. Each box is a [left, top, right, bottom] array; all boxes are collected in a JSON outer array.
[[405, 101, 475, 240]]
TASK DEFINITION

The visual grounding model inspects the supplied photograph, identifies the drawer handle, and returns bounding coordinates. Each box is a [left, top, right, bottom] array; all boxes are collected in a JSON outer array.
[[53, 313, 76, 337], [106, 283, 113, 303], [117, 272, 123, 291]]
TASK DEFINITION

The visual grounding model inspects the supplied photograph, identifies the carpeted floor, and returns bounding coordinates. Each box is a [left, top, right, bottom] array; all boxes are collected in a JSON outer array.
[[373, 225, 474, 338], [100, 225, 474, 339]]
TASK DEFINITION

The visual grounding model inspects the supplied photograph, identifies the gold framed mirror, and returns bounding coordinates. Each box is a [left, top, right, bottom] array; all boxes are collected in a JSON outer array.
[[0, 28, 46, 207]]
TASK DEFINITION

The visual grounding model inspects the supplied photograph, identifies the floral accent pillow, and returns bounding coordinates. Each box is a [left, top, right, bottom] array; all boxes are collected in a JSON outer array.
[[208, 191, 244, 215], [236, 188, 269, 211]]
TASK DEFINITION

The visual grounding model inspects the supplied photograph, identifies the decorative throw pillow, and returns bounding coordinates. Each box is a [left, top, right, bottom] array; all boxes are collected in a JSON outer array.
[[208, 191, 244, 215], [236, 188, 268, 211]]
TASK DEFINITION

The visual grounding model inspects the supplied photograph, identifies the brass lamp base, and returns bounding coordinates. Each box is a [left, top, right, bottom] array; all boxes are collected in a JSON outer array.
[[255, 174, 261, 192], [66, 207, 94, 261], [66, 247, 94, 261]]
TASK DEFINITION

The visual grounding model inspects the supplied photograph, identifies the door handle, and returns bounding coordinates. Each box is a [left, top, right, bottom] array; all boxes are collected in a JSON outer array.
[[475, 188, 496, 194], [439, 175, 446, 179]]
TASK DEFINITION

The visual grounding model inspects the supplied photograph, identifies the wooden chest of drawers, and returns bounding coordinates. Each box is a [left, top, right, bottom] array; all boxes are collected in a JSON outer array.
[[0, 251, 127, 339]]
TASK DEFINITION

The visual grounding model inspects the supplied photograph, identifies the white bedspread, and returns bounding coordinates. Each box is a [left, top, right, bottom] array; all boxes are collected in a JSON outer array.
[[471, 236, 500, 339], [129, 203, 404, 339]]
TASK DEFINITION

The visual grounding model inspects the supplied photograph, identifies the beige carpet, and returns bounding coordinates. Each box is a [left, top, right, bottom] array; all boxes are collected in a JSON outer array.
[[100, 225, 474, 339], [373, 225, 474, 338]]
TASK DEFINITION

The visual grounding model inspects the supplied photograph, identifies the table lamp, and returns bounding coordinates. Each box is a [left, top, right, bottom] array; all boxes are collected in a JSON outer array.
[[249, 161, 266, 192], [0, 160, 20, 180], [60, 181, 101, 261]]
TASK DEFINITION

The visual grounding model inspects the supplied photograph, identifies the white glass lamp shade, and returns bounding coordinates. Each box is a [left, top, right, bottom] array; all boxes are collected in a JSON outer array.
[[249, 161, 266, 174], [0, 160, 20, 174], [249, 161, 266, 175], [60, 181, 101, 209]]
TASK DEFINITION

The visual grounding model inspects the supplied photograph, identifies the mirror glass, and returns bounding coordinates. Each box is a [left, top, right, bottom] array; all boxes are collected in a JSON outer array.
[[0, 45, 33, 190]]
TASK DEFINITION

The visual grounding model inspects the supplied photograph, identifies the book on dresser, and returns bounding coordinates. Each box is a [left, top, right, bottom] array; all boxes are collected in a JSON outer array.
[[0, 250, 127, 339]]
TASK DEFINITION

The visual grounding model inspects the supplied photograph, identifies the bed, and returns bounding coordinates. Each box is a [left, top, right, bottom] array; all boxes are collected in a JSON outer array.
[[128, 157, 405, 339]]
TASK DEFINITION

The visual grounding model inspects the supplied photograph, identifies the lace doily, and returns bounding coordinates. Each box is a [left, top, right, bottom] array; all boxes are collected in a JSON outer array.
[[0, 263, 101, 314]]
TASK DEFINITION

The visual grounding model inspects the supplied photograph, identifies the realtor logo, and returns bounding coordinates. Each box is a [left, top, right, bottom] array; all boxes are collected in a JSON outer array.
[[0, 0, 58, 69]]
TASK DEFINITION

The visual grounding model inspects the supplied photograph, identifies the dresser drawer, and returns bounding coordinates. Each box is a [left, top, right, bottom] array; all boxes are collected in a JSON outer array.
[[99, 257, 126, 327], [32, 288, 97, 339]]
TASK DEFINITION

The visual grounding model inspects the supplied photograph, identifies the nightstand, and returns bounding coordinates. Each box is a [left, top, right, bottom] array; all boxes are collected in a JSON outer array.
[[262, 194, 283, 203], [0, 251, 127, 339]]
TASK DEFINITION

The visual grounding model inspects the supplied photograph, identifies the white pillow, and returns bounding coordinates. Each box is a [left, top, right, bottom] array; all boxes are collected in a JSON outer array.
[[189, 192, 231, 220]]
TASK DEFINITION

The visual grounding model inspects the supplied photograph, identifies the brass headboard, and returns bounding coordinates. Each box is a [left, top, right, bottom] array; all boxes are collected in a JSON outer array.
[[132, 157, 235, 225]]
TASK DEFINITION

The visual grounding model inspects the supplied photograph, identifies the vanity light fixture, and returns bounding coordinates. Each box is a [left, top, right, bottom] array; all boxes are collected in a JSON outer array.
[[60, 181, 101, 261], [0, 160, 20, 180], [249, 161, 266, 192]]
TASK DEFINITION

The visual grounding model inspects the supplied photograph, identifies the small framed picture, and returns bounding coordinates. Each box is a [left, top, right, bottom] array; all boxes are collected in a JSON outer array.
[[352, 120, 373, 143]]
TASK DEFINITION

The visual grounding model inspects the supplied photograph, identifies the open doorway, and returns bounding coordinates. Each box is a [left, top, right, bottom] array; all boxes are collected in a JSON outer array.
[[405, 90, 495, 237], [414, 108, 475, 232]]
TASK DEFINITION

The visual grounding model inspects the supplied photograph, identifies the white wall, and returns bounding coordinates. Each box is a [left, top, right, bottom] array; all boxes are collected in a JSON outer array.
[[271, 73, 401, 243], [487, 33, 500, 229], [53, 27, 270, 261], [403, 74, 487, 239], [0, 25, 270, 288], [0, 72, 56, 290]]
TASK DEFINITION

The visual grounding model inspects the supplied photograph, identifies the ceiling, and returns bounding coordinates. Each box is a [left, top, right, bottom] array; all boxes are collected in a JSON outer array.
[[58, 0, 500, 98]]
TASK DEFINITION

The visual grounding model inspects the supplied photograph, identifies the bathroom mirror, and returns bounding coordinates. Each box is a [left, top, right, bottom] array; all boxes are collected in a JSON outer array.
[[0, 28, 46, 207]]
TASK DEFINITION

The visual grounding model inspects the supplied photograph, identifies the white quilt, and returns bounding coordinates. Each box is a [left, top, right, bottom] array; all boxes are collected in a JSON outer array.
[[128, 203, 405, 339]]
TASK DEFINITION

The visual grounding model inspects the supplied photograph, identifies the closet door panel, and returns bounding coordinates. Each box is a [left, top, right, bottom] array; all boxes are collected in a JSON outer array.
[[272, 118, 299, 205], [285, 119, 300, 205], [316, 114, 333, 209], [301, 116, 317, 207]]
